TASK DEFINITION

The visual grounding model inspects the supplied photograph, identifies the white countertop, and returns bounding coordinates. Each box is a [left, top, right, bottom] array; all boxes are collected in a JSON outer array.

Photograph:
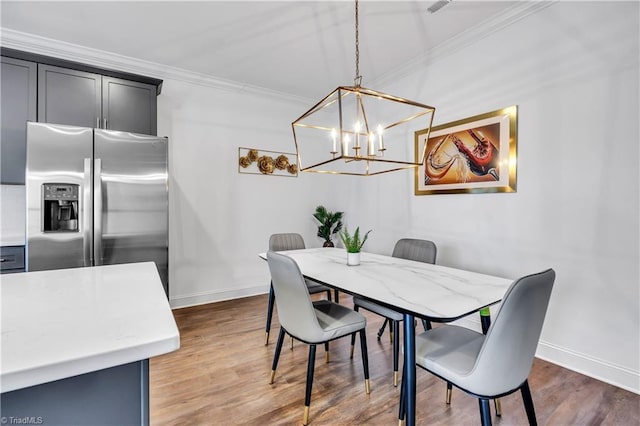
[[261, 248, 513, 320], [1, 262, 179, 393]]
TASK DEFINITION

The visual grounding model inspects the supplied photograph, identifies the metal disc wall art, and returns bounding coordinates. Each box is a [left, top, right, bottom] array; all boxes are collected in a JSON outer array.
[[238, 148, 298, 177]]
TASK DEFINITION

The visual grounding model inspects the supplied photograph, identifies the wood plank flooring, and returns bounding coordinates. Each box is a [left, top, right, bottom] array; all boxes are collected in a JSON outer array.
[[150, 294, 639, 425]]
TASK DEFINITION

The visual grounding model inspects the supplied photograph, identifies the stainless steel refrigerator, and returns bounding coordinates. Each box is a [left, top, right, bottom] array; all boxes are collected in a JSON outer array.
[[26, 122, 168, 295]]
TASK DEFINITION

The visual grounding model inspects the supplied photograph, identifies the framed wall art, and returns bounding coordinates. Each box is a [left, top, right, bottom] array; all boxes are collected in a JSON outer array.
[[238, 147, 298, 177], [414, 105, 517, 195]]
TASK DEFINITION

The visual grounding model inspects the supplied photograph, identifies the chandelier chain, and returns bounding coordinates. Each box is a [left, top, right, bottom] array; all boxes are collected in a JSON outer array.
[[354, 0, 362, 87]]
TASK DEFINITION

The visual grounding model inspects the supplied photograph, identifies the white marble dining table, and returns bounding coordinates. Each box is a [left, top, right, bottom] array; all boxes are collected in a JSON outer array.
[[260, 247, 512, 426]]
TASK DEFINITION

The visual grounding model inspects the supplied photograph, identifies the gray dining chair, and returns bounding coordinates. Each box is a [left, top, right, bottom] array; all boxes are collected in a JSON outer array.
[[351, 238, 437, 386], [267, 251, 370, 426], [399, 268, 555, 426], [264, 233, 333, 346]]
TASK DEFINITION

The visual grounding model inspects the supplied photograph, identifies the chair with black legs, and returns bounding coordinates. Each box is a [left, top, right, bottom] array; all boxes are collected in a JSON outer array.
[[399, 269, 555, 426], [350, 238, 437, 386], [264, 233, 333, 346], [267, 251, 370, 425]]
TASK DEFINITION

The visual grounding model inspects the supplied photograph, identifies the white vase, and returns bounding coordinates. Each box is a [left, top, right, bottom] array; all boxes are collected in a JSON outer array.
[[347, 252, 360, 266]]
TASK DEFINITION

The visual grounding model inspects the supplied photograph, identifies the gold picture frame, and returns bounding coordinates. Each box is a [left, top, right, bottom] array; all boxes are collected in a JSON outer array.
[[238, 147, 298, 177], [414, 105, 517, 195]]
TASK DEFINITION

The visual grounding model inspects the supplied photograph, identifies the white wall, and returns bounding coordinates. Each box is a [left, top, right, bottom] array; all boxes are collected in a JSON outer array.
[[348, 1, 639, 393], [157, 80, 351, 307]]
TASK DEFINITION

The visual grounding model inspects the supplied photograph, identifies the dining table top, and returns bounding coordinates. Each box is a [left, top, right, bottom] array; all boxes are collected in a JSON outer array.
[[260, 247, 513, 321]]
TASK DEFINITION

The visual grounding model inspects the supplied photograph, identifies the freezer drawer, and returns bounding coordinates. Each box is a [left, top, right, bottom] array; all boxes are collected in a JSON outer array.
[[1, 246, 25, 273]]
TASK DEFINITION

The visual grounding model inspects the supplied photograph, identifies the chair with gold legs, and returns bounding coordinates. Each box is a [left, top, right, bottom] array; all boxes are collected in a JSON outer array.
[[267, 251, 370, 425], [399, 269, 555, 426], [264, 233, 333, 346], [350, 238, 437, 386]]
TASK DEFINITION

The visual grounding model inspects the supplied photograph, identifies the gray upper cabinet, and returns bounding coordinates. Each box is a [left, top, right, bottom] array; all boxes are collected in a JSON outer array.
[[1, 51, 160, 185], [38, 64, 102, 128], [38, 64, 157, 135], [1, 57, 36, 184], [103, 77, 157, 136]]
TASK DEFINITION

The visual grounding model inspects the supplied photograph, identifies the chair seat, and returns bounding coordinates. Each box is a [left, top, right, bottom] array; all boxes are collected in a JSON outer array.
[[416, 325, 485, 389], [311, 300, 366, 343], [353, 295, 403, 321], [305, 280, 331, 294]]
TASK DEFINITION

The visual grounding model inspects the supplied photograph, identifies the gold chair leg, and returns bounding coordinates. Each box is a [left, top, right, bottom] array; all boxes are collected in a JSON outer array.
[[290, 336, 294, 350], [269, 370, 276, 384], [394, 371, 399, 387], [365, 378, 371, 394], [264, 331, 269, 346], [325, 351, 330, 363], [350, 344, 355, 359], [446, 386, 452, 404], [494, 398, 502, 416], [303, 405, 310, 425]]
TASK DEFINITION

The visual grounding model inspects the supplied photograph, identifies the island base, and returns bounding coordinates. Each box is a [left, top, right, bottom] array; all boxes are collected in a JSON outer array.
[[1, 360, 149, 426]]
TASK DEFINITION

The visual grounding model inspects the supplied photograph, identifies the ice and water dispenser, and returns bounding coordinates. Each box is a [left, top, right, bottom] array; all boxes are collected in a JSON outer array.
[[42, 183, 79, 232]]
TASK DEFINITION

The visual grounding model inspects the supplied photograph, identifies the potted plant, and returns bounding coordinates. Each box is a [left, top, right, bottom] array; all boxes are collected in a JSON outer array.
[[339, 226, 372, 266], [313, 205, 344, 247]]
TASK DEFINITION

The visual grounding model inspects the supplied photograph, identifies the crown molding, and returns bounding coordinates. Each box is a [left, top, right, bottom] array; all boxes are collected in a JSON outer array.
[[0, 27, 311, 105], [371, 0, 558, 88]]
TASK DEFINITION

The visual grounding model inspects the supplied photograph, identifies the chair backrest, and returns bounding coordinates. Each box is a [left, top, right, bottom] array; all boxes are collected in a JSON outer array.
[[467, 269, 555, 396], [269, 233, 306, 251], [392, 238, 437, 264], [266, 251, 323, 342]]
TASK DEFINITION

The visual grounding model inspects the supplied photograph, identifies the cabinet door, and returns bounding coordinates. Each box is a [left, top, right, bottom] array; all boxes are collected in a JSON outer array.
[[1, 57, 36, 184], [38, 64, 102, 128], [102, 77, 157, 136]]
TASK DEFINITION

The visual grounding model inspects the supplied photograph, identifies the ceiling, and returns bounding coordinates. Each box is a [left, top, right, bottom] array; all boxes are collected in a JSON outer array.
[[1, 1, 519, 100]]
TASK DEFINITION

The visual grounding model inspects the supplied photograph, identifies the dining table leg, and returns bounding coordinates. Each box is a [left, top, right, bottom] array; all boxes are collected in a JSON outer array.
[[480, 308, 502, 416], [402, 313, 416, 426]]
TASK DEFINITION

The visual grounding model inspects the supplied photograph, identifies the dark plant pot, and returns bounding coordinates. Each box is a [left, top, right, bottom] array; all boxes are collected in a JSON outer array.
[[323, 241, 334, 248]]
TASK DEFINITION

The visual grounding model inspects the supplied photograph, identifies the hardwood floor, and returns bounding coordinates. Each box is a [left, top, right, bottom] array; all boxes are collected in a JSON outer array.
[[150, 294, 639, 425]]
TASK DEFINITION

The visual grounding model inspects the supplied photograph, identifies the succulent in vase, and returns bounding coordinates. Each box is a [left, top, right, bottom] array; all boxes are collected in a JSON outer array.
[[339, 226, 372, 253], [313, 205, 344, 247]]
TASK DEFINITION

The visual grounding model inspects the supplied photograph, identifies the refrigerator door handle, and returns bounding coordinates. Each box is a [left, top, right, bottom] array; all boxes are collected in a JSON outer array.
[[94, 158, 103, 266], [83, 158, 93, 266]]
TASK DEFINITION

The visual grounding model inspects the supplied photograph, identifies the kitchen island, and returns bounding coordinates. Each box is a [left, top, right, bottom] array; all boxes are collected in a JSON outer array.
[[0, 262, 179, 425]]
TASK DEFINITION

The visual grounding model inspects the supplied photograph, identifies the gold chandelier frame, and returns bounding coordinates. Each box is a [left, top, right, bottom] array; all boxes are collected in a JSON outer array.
[[291, 0, 436, 176]]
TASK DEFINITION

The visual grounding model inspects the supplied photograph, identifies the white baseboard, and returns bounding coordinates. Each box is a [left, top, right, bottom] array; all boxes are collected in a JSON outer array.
[[536, 340, 640, 395], [169, 285, 267, 310]]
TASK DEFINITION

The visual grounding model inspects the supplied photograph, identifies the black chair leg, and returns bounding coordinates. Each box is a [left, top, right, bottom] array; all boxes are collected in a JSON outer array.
[[265, 283, 275, 345], [326, 289, 332, 302], [303, 344, 317, 426], [392, 320, 400, 387], [479, 398, 492, 426], [521, 380, 538, 426], [422, 319, 432, 330], [350, 332, 357, 359], [359, 329, 371, 394], [377, 318, 388, 340], [398, 364, 406, 421], [270, 327, 286, 384], [349, 306, 360, 358], [334, 289, 340, 303]]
